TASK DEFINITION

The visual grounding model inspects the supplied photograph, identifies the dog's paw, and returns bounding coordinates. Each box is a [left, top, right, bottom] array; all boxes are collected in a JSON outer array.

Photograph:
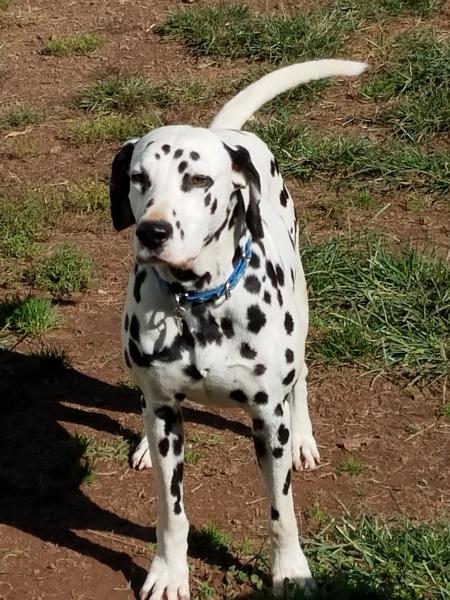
[[292, 434, 320, 471], [140, 555, 189, 600], [272, 544, 315, 596], [132, 435, 152, 470]]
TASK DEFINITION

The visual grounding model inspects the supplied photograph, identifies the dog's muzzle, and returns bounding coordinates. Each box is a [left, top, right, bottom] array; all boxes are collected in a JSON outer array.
[[136, 220, 173, 253]]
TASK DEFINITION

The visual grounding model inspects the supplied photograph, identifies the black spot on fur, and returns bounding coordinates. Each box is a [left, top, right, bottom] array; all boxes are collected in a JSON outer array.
[[154, 405, 179, 435], [133, 269, 147, 303], [176, 220, 181, 230], [284, 312, 294, 335], [178, 161, 187, 173], [221, 317, 234, 338], [254, 391, 268, 405], [274, 403, 283, 417], [285, 348, 294, 363], [211, 198, 218, 214], [290, 268, 295, 284], [159, 437, 170, 457], [181, 173, 192, 192], [175, 393, 186, 402], [130, 314, 140, 341], [278, 424, 290, 445], [174, 149, 183, 159], [162, 144, 171, 154], [170, 462, 183, 514], [190, 151, 199, 160], [277, 289, 283, 307], [266, 261, 278, 289], [253, 363, 266, 376], [283, 469, 291, 495], [128, 339, 150, 368], [250, 252, 260, 269], [247, 305, 266, 334], [270, 159, 276, 177], [263, 291, 271, 305], [252, 418, 264, 431], [173, 435, 183, 456], [124, 313, 129, 332], [276, 265, 285, 287], [204, 193, 211, 207], [283, 369, 296, 386], [240, 342, 257, 360], [124, 349, 131, 368], [280, 187, 288, 207], [230, 389, 248, 403], [184, 364, 202, 380], [155, 153, 160, 160], [271, 507, 280, 520], [244, 275, 261, 294], [273, 447, 283, 459]]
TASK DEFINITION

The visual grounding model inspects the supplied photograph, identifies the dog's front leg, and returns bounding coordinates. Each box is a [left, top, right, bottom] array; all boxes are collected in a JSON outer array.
[[140, 398, 189, 600], [251, 399, 315, 595]]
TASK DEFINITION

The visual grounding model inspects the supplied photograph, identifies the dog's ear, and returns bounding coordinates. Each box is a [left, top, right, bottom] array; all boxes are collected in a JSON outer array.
[[223, 143, 264, 241], [110, 139, 138, 231]]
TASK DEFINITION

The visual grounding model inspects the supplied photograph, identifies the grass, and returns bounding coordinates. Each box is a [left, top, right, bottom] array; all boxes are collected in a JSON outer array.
[[157, 4, 356, 63], [336, 457, 366, 476], [26, 242, 93, 297], [253, 120, 450, 193], [40, 33, 103, 57], [334, 0, 445, 18], [63, 180, 109, 213], [69, 112, 162, 143], [29, 346, 72, 374], [442, 404, 450, 419], [303, 234, 450, 381], [363, 31, 450, 141], [1, 296, 60, 336], [75, 75, 215, 115], [190, 521, 233, 556], [0, 104, 44, 131], [81, 435, 131, 466], [0, 0, 10, 10]]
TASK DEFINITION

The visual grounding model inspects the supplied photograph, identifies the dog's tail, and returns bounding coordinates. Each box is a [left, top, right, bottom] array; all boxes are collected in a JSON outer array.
[[210, 59, 367, 130]]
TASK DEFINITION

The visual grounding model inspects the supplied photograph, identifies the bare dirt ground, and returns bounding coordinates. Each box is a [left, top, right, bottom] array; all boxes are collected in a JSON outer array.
[[0, 1, 449, 599]]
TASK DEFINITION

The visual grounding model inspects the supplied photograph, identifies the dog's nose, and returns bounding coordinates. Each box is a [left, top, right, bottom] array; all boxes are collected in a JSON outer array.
[[136, 220, 173, 251]]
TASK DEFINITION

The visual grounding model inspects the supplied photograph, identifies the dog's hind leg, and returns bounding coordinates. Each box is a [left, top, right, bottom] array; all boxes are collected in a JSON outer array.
[[250, 399, 315, 594], [289, 364, 320, 471], [139, 395, 189, 600]]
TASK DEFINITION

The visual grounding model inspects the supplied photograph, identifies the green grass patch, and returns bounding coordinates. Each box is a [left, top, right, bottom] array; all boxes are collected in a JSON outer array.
[[157, 4, 356, 63], [1, 296, 60, 337], [190, 521, 233, 556], [336, 456, 366, 476], [304, 235, 450, 381], [442, 404, 450, 418], [0, 0, 11, 10], [81, 435, 131, 466], [0, 104, 44, 131], [27, 242, 93, 297], [63, 180, 109, 213], [363, 31, 450, 141], [253, 120, 450, 193], [334, 0, 445, 18], [69, 112, 162, 143], [40, 33, 103, 57]]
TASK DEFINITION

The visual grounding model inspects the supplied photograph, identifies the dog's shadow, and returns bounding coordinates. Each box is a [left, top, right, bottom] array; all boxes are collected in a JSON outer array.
[[0, 347, 256, 597]]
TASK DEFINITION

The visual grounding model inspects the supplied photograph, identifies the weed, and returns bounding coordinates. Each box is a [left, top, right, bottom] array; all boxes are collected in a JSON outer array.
[[69, 112, 162, 143], [75, 75, 160, 114], [0, 0, 11, 10], [442, 404, 450, 419], [336, 456, 366, 476], [308, 503, 330, 525], [303, 234, 450, 381], [195, 581, 214, 599], [27, 242, 93, 297], [64, 180, 109, 213], [334, 0, 445, 18], [184, 446, 201, 466], [2, 297, 60, 336], [0, 104, 44, 131], [254, 120, 450, 193], [82, 436, 131, 466], [190, 521, 232, 556], [405, 194, 426, 213], [40, 33, 103, 57], [345, 188, 376, 209], [157, 4, 356, 63], [363, 31, 450, 141]]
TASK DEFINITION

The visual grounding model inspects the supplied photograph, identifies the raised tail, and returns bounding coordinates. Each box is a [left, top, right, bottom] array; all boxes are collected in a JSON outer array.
[[210, 59, 367, 131]]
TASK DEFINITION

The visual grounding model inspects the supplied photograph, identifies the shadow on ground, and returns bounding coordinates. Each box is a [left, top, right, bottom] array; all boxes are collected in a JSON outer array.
[[0, 348, 252, 597]]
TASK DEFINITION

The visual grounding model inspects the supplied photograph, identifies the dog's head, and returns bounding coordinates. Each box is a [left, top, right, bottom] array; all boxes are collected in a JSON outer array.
[[110, 126, 262, 270]]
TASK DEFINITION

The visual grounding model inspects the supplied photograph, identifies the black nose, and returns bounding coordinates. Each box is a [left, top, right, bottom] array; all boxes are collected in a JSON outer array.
[[136, 220, 173, 251]]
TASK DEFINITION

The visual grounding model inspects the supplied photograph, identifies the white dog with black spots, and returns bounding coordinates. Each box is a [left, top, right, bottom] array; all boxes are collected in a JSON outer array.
[[109, 59, 367, 600]]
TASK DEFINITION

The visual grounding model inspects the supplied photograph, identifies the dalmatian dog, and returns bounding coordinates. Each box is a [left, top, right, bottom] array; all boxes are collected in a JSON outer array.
[[110, 59, 366, 600]]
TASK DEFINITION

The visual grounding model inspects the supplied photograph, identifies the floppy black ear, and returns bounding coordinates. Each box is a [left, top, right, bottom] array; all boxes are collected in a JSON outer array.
[[110, 140, 137, 231], [223, 143, 264, 241]]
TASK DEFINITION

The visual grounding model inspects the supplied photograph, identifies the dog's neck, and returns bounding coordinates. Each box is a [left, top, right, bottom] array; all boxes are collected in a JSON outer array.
[[153, 195, 247, 294]]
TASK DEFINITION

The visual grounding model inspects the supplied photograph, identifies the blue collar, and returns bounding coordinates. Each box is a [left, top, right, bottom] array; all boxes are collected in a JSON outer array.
[[154, 237, 253, 306]]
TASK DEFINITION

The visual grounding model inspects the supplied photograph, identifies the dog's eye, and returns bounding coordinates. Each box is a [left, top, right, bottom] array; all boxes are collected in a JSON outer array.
[[191, 175, 211, 187], [131, 172, 150, 188]]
